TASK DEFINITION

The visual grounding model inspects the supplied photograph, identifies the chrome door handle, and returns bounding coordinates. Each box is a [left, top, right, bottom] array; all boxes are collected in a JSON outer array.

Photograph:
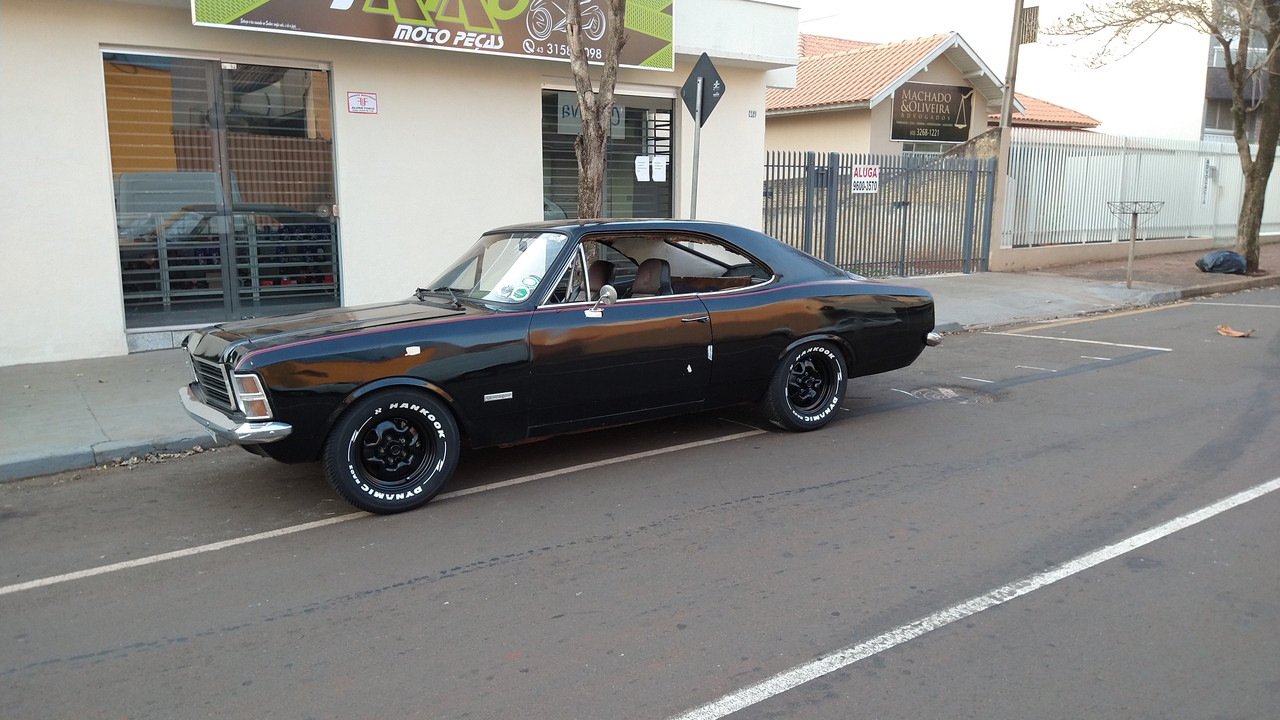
[[681, 315, 710, 323]]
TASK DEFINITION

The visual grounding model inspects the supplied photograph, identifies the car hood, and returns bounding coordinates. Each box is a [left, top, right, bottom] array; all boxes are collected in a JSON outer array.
[[186, 297, 485, 363]]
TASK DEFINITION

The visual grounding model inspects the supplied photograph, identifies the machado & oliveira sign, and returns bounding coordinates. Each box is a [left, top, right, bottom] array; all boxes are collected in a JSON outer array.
[[191, 0, 674, 71], [890, 81, 974, 144]]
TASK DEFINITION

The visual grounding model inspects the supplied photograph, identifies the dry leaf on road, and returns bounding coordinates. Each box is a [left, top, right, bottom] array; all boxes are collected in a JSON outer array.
[[1216, 324, 1256, 338]]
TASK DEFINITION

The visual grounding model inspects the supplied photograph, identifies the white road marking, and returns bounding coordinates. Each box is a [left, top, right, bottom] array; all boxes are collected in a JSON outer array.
[[0, 514, 365, 597], [1193, 301, 1279, 309], [668, 475, 1280, 720], [1081, 356, 1112, 361], [436, 430, 766, 500], [0, 429, 766, 597], [1016, 365, 1057, 373], [986, 331, 1173, 353], [959, 376, 994, 384]]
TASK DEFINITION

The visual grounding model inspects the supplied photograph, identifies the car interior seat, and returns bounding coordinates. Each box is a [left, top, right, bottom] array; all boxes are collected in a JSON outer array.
[[586, 260, 615, 299], [629, 258, 671, 297]]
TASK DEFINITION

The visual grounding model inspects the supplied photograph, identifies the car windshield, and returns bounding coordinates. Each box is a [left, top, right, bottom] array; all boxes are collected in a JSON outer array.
[[427, 231, 569, 304]]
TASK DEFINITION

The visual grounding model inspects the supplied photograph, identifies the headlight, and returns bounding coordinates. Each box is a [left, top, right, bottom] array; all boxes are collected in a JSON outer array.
[[232, 372, 273, 420]]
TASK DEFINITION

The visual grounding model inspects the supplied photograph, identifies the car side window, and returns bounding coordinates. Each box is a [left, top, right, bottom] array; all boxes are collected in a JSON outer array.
[[545, 250, 586, 304], [665, 234, 772, 294], [544, 241, 640, 304]]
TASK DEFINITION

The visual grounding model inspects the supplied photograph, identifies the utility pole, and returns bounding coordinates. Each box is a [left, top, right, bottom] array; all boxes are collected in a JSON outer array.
[[999, 0, 1026, 128]]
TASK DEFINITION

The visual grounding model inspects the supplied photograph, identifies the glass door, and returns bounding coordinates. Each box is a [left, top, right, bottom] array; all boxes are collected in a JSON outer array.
[[541, 90, 673, 219], [104, 53, 340, 328]]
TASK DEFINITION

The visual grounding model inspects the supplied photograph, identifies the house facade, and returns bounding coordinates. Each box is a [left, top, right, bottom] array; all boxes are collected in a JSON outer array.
[[765, 32, 1014, 155], [0, 0, 799, 367]]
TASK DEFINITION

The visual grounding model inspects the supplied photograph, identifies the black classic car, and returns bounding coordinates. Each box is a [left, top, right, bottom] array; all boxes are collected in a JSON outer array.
[[181, 219, 940, 514]]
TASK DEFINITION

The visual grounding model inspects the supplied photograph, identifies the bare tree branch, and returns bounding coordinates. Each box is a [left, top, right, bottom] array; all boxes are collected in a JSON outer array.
[[1045, 0, 1280, 273]]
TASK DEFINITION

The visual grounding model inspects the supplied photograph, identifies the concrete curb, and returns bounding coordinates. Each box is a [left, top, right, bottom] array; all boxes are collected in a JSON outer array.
[[0, 433, 228, 482]]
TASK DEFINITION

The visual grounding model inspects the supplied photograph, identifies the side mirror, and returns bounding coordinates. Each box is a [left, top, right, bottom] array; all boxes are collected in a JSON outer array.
[[585, 284, 617, 318]]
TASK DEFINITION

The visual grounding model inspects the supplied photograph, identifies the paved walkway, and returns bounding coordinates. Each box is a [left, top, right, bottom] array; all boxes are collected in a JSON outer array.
[[2, 248, 1275, 481]]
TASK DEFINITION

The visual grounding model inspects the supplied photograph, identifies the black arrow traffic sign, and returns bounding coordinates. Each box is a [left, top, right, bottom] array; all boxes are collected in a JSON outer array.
[[681, 52, 726, 127]]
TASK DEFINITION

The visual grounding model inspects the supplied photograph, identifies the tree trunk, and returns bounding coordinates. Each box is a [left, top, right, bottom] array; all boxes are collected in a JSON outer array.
[[565, 0, 626, 220], [1232, 2, 1280, 275], [574, 128, 609, 219], [1234, 69, 1280, 274]]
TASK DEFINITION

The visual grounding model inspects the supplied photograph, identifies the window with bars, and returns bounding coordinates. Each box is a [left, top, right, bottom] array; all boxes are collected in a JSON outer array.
[[541, 90, 674, 220], [103, 53, 340, 329]]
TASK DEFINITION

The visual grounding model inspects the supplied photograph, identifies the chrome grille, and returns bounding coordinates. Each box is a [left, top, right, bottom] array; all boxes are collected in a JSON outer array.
[[191, 356, 235, 412]]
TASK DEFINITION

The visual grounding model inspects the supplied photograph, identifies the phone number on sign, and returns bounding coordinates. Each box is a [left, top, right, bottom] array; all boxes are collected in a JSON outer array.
[[522, 40, 602, 60]]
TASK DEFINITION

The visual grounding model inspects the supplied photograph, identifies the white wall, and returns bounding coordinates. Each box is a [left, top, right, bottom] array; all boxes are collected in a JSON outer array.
[[1, 1, 129, 363], [0, 0, 797, 365], [326, 45, 544, 307]]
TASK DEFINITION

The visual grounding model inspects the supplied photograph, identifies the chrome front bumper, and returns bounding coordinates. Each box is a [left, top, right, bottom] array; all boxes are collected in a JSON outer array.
[[925, 332, 943, 347], [180, 385, 292, 444]]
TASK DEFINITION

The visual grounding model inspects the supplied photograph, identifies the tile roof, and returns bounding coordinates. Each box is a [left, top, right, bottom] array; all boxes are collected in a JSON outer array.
[[767, 33, 952, 113], [797, 33, 876, 57], [988, 93, 1101, 128]]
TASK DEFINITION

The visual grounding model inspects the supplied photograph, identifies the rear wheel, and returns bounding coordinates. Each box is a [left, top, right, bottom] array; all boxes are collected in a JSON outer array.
[[762, 341, 847, 431], [322, 389, 460, 514]]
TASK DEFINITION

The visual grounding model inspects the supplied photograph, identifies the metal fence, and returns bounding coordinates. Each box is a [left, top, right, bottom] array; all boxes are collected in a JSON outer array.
[[1003, 127, 1280, 248], [763, 152, 997, 277]]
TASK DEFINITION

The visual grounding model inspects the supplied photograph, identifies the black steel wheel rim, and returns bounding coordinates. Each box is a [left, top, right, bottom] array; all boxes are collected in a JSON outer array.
[[787, 357, 833, 413], [357, 415, 434, 488]]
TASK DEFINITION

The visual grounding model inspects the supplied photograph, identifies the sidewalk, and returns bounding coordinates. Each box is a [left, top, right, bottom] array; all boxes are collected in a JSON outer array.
[[2, 249, 1275, 482]]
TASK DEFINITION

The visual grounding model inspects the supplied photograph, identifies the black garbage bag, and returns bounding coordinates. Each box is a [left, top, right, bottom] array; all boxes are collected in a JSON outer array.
[[1195, 250, 1247, 274]]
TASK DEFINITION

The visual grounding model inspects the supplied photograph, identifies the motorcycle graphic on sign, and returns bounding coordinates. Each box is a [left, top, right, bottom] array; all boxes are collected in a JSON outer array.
[[527, 0, 607, 42]]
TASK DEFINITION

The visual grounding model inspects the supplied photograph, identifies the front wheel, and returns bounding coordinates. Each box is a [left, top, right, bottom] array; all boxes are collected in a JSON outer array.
[[322, 389, 460, 514], [762, 341, 848, 431]]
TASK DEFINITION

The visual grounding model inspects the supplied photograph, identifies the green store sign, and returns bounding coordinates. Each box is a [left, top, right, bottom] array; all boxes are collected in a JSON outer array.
[[192, 0, 674, 71]]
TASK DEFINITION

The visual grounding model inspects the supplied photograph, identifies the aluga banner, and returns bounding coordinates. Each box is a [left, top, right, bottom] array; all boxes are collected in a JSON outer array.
[[191, 0, 675, 71]]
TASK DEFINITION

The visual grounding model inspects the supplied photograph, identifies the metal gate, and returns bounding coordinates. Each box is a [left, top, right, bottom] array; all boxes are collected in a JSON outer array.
[[763, 152, 996, 277]]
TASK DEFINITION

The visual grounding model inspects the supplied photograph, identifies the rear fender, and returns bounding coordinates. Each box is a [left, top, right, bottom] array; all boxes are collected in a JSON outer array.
[[779, 334, 856, 369]]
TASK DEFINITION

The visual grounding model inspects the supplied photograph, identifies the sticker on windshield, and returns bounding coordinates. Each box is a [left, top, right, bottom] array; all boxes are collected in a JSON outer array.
[[512, 287, 529, 301], [522, 276, 539, 288]]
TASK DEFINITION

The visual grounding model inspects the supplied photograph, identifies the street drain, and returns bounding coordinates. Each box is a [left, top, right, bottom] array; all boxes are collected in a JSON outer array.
[[904, 387, 992, 404]]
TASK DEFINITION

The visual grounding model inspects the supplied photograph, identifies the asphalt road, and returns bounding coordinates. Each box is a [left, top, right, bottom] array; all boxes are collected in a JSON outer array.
[[3, 288, 1278, 720]]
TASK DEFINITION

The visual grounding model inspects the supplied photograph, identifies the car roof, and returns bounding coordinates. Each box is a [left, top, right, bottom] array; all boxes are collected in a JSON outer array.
[[485, 219, 840, 279]]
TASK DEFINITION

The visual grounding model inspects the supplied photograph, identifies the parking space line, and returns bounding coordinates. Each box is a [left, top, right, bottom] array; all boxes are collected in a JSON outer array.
[[0, 514, 366, 597], [668, 475, 1280, 720], [0, 429, 766, 598], [1194, 301, 1280, 309], [1014, 304, 1184, 333], [437, 429, 766, 500], [986, 331, 1173, 353]]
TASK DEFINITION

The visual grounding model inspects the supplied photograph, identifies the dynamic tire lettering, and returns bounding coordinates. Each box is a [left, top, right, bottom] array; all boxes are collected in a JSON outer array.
[[763, 341, 849, 432], [322, 390, 459, 514]]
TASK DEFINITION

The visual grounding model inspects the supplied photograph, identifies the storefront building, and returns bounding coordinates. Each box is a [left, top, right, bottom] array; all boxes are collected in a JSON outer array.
[[0, 0, 798, 366]]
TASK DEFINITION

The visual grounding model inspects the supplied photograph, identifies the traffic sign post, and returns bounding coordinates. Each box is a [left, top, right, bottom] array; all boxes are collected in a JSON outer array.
[[681, 53, 725, 218]]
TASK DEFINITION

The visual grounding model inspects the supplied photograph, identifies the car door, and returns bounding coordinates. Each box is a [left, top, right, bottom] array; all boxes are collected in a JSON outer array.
[[526, 290, 712, 436]]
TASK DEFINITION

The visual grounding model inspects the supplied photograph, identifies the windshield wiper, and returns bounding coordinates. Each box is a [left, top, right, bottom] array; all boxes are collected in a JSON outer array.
[[415, 286, 465, 309]]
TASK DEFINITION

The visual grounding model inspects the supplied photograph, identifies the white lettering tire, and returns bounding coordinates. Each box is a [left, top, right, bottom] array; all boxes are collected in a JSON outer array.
[[762, 341, 848, 432], [322, 389, 460, 514]]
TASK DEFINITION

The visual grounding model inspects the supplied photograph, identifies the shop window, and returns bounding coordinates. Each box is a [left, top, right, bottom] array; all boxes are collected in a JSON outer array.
[[103, 53, 340, 329], [542, 90, 673, 219]]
